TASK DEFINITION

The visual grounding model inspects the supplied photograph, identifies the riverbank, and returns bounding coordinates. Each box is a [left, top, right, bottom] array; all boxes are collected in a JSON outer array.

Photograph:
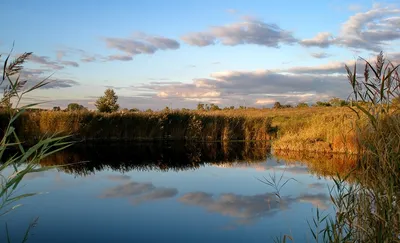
[[1, 107, 361, 153]]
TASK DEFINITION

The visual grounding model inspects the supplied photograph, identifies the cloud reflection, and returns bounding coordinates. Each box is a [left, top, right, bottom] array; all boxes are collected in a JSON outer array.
[[132, 188, 178, 205], [179, 192, 295, 224], [100, 181, 155, 198], [100, 180, 178, 204], [297, 193, 331, 210], [106, 174, 131, 181], [179, 190, 332, 224]]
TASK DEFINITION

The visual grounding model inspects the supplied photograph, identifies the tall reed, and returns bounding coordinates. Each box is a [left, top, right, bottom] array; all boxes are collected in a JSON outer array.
[[2, 110, 275, 143], [0, 48, 71, 242], [272, 52, 400, 242]]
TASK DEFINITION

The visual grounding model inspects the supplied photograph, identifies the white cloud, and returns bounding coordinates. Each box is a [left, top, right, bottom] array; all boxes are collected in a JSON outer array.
[[181, 17, 298, 48], [255, 99, 275, 105], [104, 32, 180, 57], [310, 52, 332, 59], [301, 5, 400, 51], [300, 32, 334, 48]]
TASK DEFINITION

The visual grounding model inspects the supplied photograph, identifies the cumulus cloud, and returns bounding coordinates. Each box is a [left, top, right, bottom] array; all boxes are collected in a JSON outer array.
[[56, 47, 104, 63], [42, 79, 78, 89], [9, 69, 80, 90], [103, 32, 180, 57], [81, 56, 97, 63], [124, 64, 351, 109], [20, 68, 49, 77], [25, 53, 79, 69], [310, 52, 332, 59], [300, 32, 334, 48], [27, 54, 64, 70], [255, 99, 275, 105], [106, 55, 133, 61], [60, 61, 79, 67], [301, 6, 400, 51], [285, 61, 347, 74], [181, 17, 298, 48]]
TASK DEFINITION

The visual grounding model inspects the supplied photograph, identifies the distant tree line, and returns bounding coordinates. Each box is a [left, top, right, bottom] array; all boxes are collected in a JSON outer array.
[[47, 88, 399, 113]]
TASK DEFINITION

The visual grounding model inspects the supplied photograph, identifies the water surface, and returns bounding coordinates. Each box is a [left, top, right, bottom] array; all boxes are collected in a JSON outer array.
[[3, 142, 354, 243]]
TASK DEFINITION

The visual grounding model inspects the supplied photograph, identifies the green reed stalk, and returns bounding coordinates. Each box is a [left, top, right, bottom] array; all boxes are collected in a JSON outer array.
[[0, 47, 72, 242]]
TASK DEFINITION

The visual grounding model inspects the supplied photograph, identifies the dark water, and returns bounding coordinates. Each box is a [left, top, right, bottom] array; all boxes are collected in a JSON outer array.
[[3, 142, 340, 243]]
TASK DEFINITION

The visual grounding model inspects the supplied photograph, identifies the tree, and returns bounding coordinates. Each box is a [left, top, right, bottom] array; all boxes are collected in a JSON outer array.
[[328, 97, 348, 107], [67, 103, 86, 111], [52, 106, 61, 111], [315, 101, 331, 107], [197, 103, 205, 111], [273, 102, 282, 109], [297, 102, 309, 108], [210, 103, 221, 111], [95, 88, 119, 113], [181, 108, 190, 112], [129, 108, 139, 112]]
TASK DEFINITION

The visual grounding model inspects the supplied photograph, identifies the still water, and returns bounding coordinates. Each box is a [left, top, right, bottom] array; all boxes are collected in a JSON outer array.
[[3, 142, 355, 243]]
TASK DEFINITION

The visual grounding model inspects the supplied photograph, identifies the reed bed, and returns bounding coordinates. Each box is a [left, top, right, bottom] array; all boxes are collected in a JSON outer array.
[[0, 106, 363, 154], [1, 110, 275, 143]]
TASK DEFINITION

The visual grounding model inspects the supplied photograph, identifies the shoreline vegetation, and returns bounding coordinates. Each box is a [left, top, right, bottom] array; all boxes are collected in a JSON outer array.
[[35, 141, 357, 179], [1, 106, 368, 154]]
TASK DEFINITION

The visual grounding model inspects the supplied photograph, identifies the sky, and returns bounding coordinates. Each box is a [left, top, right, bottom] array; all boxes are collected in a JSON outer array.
[[1, 0, 400, 110]]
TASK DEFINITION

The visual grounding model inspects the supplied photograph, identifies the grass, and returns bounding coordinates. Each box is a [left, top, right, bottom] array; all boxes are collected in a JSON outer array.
[[1, 110, 275, 143], [0, 105, 367, 154], [270, 52, 400, 242]]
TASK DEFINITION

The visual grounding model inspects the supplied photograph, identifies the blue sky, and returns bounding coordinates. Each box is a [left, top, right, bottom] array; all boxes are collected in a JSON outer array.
[[1, 0, 400, 109]]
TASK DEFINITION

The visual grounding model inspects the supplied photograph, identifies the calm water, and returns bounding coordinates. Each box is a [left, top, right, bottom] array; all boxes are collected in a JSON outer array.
[[3, 142, 341, 243]]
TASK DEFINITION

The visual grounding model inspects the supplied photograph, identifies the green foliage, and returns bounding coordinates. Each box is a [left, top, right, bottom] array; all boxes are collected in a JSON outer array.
[[163, 106, 170, 112], [0, 48, 71, 241], [273, 102, 282, 109], [181, 108, 190, 112], [197, 103, 205, 111], [329, 97, 348, 107], [129, 108, 139, 112], [67, 103, 87, 111], [296, 102, 309, 108], [95, 88, 119, 113], [52, 106, 61, 111], [315, 101, 332, 107], [209, 103, 220, 111]]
